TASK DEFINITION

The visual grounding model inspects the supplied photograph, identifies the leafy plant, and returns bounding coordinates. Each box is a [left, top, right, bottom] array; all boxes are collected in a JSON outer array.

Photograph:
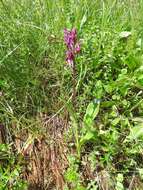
[[0, 144, 27, 190]]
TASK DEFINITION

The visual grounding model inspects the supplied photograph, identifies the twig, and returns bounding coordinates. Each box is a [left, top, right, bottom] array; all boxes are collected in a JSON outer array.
[[128, 174, 135, 190]]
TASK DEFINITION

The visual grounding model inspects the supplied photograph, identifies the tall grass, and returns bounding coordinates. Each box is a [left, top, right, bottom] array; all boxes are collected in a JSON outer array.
[[1, 0, 143, 189]]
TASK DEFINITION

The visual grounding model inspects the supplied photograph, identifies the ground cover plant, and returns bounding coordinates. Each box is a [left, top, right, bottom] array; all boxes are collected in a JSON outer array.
[[1, 0, 143, 189]]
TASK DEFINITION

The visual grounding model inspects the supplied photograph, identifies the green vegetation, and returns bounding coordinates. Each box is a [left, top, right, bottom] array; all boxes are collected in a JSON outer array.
[[1, 0, 143, 189]]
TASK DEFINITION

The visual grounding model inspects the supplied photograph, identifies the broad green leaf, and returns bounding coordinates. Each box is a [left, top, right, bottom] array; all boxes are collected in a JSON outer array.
[[126, 124, 143, 141], [112, 118, 120, 126], [83, 102, 100, 127], [132, 117, 143, 123], [137, 38, 142, 47], [80, 131, 95, 147]]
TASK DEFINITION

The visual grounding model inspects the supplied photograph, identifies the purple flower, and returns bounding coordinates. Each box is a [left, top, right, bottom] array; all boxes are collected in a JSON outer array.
[[64, 28, 80, 67], [66, 50, 74, 67], [64, 28, 77, 49], [75, 43, 80, 53]]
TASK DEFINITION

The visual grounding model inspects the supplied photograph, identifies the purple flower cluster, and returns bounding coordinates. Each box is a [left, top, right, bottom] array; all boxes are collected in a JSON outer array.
[[64, 28, 80, 67]]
